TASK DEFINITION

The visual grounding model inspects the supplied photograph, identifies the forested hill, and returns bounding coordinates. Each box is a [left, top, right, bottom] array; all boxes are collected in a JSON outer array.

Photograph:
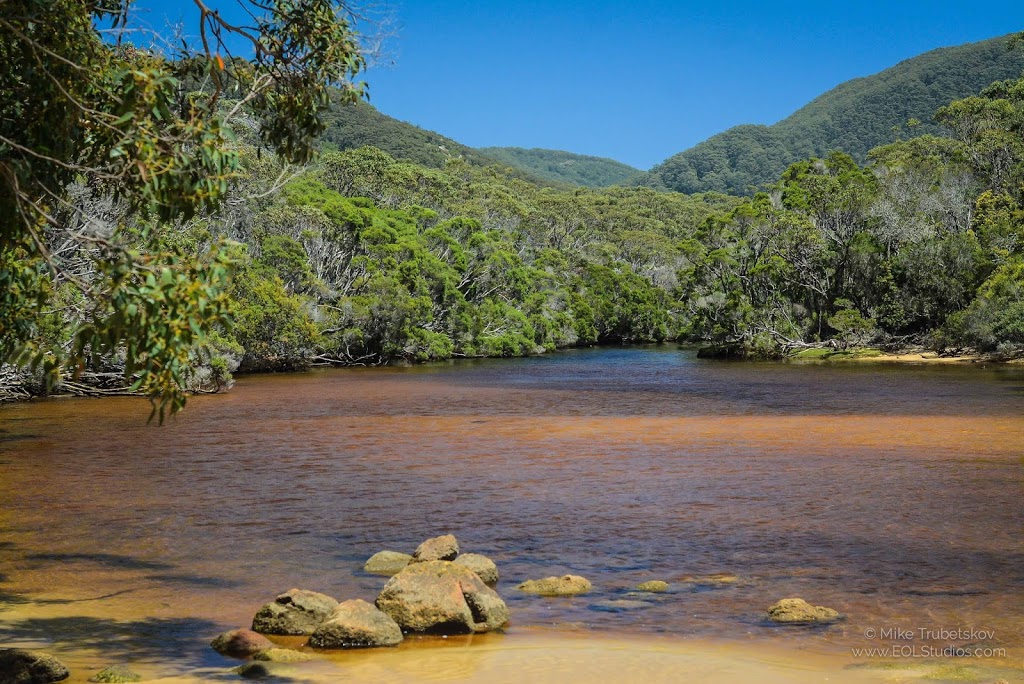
[[321, 101, 641, 188], [640, 33, 1024, 195], [477, 147, 642, 187], [320, 99, 502, 170]]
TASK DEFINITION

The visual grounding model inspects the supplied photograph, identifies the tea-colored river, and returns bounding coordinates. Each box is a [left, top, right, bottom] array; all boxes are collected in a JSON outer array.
[[1, 348, 1022, 682]]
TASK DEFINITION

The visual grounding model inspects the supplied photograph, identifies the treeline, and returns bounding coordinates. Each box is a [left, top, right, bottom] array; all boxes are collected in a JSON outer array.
[[4, 67, 1024, 402], [681, 76, 1024, 357], [216, 148, 735, 371]]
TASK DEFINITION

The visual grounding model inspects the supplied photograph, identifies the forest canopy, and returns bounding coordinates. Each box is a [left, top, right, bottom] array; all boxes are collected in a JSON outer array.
[[2, 7, 1023, 413]]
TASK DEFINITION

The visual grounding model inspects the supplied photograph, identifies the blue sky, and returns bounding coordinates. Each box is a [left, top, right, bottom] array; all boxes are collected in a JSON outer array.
[[132, 1, 1024, 169]]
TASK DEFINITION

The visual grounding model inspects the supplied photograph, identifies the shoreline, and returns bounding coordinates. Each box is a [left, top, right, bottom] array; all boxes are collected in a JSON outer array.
[[6, 623, 1021, 684], [785, 347, 1024, 365], [4, 342, 1022, 407]]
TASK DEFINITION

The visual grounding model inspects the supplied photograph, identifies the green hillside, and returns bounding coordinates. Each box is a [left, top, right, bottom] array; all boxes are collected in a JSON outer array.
[[641, 33, 1024, 195], [319, 99, 499, 169], [477, 147, 642, 187], [320, 102, 639, 188]]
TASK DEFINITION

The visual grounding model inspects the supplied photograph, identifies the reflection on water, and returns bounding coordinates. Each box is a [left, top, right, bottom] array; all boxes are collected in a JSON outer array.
[[1, 347, 1022, 678]]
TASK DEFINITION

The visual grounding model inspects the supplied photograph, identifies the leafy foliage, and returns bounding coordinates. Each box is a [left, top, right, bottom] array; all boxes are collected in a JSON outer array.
[[0, 0, 366, 416], [211, 152, 731, 368]]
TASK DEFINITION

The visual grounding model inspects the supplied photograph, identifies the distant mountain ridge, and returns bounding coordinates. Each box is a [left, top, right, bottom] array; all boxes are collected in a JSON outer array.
[[476, 147, 641, 187], [639, 33, 1024, 195], [319, 101, 637, 188], [320, 99, 501, 170]]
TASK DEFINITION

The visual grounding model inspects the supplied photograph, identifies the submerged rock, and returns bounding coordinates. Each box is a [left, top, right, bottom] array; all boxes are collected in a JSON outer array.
[[411, 535, 460, 563], [211, 629, 275, 658], [233, 662, 291, 680], [0, 649, 69, 684], [634, 580, 669, 593], [88, 666, 142, 683], [766, 598, 841, 624], [252, 649, 313, 663], [516, 575, 592, 596], [252, 588, 339, 635], [309, 599, 403, 648], [453, 553, 499, 585], [363, 551, 413, 576], [376, 560, 509, 634], [589, 599, 652, 612], [679, 573, 741, 588]]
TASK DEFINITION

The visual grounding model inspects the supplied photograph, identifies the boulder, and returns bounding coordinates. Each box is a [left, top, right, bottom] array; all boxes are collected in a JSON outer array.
[[376, 560, 508, 634], [363, 551, 413, 576], [252, 588, 338, 635], [766, 598, 840, 624], [309, 599, 403, 648], [252, 649, 313, 663], [210, 629, 275, 658], [410, 535, 459, 563], [634, 580, 669, 593], [0, 649, 69, 684], [453, 553, 499, 585], [516, 575, 592, 596], [88, 666, 142, 683]]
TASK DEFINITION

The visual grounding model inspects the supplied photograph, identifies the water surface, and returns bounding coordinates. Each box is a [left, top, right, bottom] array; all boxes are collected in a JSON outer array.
[[1, 348, 1022, 679]]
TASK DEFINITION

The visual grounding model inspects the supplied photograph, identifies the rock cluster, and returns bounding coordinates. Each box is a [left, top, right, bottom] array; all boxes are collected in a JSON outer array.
[[204, 536, 847, 681], [223, 534, 508, 662]]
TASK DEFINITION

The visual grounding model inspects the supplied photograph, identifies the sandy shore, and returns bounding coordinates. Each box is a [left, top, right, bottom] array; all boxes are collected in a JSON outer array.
[[790, 348, 1024, 365], [7, 624, 1020, 684]]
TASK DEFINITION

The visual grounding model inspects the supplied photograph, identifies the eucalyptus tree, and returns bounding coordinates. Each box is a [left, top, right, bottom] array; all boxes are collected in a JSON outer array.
[[0, 0, 366, 417]]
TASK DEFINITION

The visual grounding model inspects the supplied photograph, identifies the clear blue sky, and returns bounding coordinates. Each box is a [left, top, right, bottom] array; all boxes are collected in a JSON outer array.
[[132, 1, 1024, 169]]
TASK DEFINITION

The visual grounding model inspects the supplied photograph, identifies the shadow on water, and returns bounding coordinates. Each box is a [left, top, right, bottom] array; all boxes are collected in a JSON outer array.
[[143, 573, 243, 589], [0, 615, 227, 669], [25, 552, 175, 571], [0, 571, 27, 608]]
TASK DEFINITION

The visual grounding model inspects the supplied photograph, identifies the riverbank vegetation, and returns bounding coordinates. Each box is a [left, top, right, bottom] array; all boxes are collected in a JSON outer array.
[[2, 4, 1023, 410]]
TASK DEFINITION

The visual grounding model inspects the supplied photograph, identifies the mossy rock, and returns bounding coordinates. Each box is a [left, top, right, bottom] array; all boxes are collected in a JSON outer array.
[[679, 573, 741, 588], [89, 666, 143, 683], [634, 580, 669, 592], [766, 597, 840, 624], [363, 551, 413, 576], [517, 575, 592, 596]]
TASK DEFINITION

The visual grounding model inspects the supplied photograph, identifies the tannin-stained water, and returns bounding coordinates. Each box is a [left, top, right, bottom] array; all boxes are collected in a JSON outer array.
[[1, 347, 1022, 680]]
